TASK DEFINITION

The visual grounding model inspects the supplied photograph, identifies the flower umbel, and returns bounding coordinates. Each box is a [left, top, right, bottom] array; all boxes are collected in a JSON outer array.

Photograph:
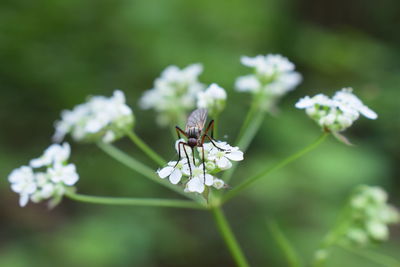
[[235, 54, 302, 110], [8, 143, 79, 207], [296, 88, 377, 134], [53, 90, 134, 143], [341, 185, 400, 246], [139, 64, 205, 126], [157, 140, 244, 194]]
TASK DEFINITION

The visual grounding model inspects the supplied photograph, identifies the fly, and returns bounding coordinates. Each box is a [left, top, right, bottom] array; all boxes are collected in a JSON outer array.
[[174, 108, 225, 181]]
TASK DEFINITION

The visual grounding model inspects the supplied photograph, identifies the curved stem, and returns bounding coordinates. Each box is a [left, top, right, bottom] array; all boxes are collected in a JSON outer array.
[[223, 133, 329, 203], [211, 207, 250, 267], [65, 191, 205, 210], [125, 131, 166, 166], [97, 142, 199, 202]]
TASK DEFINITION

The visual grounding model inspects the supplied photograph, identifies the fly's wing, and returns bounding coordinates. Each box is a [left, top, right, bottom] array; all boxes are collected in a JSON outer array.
[[186, 108, 208, 132]]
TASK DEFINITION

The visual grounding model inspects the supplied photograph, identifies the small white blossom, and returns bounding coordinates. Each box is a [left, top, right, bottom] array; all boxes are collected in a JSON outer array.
[[30, 143, 70, 168], [296, 88, 377, 134], [53, 90, 134, 143], [200, 141, 244, 170], [157, 140, 244, 195], [139, 64, 205, 126], [8, 143, 79, 207], [235, 54, 302, 110], [157, 159, 189, 185], [48, 163, 79, 186], [8, 166, 37, 207], [196, 83, 227, 116], [213, 179, 225, 189], [185, 165, 214, 193]]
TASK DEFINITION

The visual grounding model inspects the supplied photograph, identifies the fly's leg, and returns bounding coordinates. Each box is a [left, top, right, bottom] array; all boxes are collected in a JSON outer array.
[[173, 141, 186, 169], [182, 144, 192, 178], [175, 126, 188, 139]]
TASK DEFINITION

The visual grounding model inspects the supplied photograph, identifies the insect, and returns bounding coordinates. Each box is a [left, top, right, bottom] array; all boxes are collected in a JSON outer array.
[[174, 108, 224, 181]]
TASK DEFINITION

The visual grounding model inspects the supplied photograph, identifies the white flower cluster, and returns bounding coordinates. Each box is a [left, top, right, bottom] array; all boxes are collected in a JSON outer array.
[[296, 88, 377, 132], [8, 143, 79, 207], [139, 64, 206, 126], [197, 83, 227, 116], [235, 54, 302, 107], [140, 64, 228, 126], [341, 185, 400, 246], [53, 90, 134, 143], [157, 140, 243, 194]]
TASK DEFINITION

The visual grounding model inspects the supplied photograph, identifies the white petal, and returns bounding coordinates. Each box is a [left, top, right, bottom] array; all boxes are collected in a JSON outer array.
[[169, 169, 182, 184], [157, 166, 174, 178], [186, 177, 205, 193], [359, 106, 378, 119], [216, 157, 232, 170], [225, 151, 244, 161], [204, 174, 213, 186], [19, 194, 29, 207], [63, 172, 79, 186]]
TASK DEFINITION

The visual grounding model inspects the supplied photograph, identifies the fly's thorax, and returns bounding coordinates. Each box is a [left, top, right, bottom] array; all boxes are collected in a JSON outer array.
[[186, 127, 201, 139]]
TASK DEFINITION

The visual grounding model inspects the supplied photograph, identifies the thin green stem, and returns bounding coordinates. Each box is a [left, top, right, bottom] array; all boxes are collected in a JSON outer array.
[[339, 243, 400, 267], [65, 191, 205, 210], [267, 220, 303, 267], [125, 130, 166, 166], [223, 133, 329, 203], [222, 105, 266, 184], [211, 207, 250, 267], [235, 95, 261, 143], [97, 142, 199, 202]]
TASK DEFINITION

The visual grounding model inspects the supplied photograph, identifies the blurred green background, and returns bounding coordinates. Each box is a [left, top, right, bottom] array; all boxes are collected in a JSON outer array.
[[1, 0, 399, 266]]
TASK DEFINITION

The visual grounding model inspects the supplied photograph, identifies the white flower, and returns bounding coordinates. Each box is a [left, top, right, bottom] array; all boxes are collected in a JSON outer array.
[[213, 179, 225, 189], [235, 75, 261, 93], [8, 143, 79, 207], [158, 140, 244, 195], [296, 88, 377, 133], [30, 143, 70, 168], [53, 90, 134, 143], [157, 159, 189, 185], [197, 83, 227, 115], [241, 55, 295, 76], [139, 64, 205, 126], [8, 166, 37, 207], [235, 54, 301, 110], [333, 88, 378, 120], [48, 163, 79, 186], [185, 165, 214, 193], [202, 141, 244, 170]]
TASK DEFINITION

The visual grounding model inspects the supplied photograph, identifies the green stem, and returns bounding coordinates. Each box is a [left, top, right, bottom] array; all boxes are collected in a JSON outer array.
[[223, 133, 329, 203], [97, 142, 199, 202], [211, 207, 250, 267], [236, 95, 261, 143], [267, 220, 302, 267], [222, 105, 266, 184], [125, 130, 166, 166], [339, 243, 400, 267], [65, 191, 205, 210]]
